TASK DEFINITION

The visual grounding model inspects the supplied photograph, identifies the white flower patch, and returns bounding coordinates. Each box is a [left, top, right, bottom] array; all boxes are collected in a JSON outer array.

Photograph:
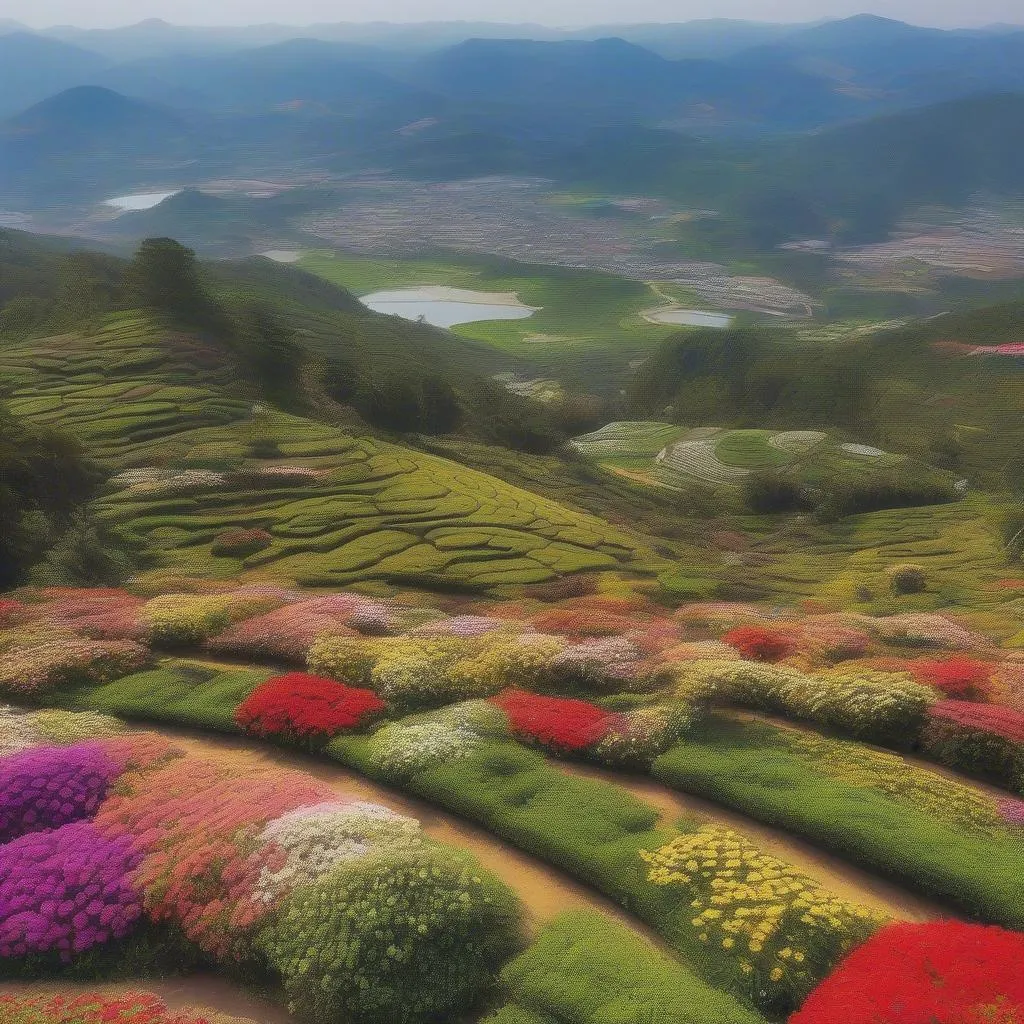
[[373, 722, 481, 777], [0, 704, 43, 755], [255, 800, 424, 903]]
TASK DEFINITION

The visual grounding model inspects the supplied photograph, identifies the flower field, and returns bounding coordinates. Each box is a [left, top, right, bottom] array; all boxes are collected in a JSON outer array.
[[0, 991, 258, 1024], [0, 711, 524, 1023], [6, 578, 1024, 1020]]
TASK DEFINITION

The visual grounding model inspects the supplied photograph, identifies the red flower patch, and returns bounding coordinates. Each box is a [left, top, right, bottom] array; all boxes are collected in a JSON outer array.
[[490, 688, 617, 752], [911, 657, 993, 700], [791, 920, 1024, 1023], [928, 701, 1024, 744], [235, 672, 385, 742], [722, 625, 795, 663]]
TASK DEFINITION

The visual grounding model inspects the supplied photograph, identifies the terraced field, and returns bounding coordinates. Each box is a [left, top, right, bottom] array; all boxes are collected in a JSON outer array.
[[0, 315, 664, 590], [573, 422, 943, 492]]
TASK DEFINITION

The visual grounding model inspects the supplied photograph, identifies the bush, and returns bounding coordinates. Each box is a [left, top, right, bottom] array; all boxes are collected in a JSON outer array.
[[492, 911, 764, 1024], [490, 689, 618, 755], [722, 625, 795, 663], [885, 563, 927, 595], [920, 701, 1024, 790], [371, 721, 483, 781], [592, 704, 694, 769], [909, 657, 993, 700], [139, 595, 236, 646], [260, 848, 523, 1024], [370, 637, 482, 709], [670, 660, 936, 746], [235, 672, 385, 744], [308, 633, 380, 684], [0, 821, 144, 961], [0, 637, 150, 697], [0, 741, 122, 842], [791, 921, 1024, 1023], [211, 528, 272, 558], [641, 825, 883, 1011]]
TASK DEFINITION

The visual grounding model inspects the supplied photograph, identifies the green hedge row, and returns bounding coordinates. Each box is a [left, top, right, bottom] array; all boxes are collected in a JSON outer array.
[[653, 714, 1024, 928], [483, 912, 764, 1024]]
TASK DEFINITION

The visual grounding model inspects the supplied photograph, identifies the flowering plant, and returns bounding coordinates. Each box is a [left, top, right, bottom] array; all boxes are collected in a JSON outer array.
[[0, 741, 121, 842], [235, 673, 385, 743], [910, 657, 994, 700], [0, 992, 255, 1024], [641, 826, 884, 1010], [722, 626, 795, 663], [489, 689, 618, 754], [211, 528, 273, 558], [0, 638, 149, 696], [372, 722, 482, 780], [0, 821, 144, 960], [790, 921, 1024, 1023]]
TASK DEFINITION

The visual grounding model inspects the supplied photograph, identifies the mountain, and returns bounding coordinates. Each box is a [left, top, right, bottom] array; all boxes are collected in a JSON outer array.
[[409, 36, 862, 131], [732, 14, 1024, 106], [0, 32, 111, 118], [576, 19, 805, 59], [91, 39, 433, 116], [0, 86, 191, 199]]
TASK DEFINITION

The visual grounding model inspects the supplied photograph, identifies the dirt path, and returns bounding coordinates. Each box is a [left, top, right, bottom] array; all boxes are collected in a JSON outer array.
[[559, 760, 946, 923], [131, 724, 664, 943]]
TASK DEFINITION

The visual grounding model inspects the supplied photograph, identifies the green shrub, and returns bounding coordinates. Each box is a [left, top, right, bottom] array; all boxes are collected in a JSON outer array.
[[307, 634, 379, 684], [592, 704, 694, 769], [886, 563, 928, 595], [669, 659, 935, 746], [260, 847, 524, 1024], [653, 714, 1024, 928], [492, 912, 765, 1024], [139, 594, 236, 646]]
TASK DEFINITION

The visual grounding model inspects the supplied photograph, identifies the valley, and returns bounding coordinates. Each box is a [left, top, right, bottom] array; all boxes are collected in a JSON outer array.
[[3, 10, 1024, 1024]]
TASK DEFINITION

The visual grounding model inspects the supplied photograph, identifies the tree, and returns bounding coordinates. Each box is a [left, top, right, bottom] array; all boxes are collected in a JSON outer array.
[[127, 238, 223, 330]]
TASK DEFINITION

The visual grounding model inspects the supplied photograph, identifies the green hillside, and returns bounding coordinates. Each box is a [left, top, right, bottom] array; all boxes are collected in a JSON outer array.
[[0, 313, 665, 590]]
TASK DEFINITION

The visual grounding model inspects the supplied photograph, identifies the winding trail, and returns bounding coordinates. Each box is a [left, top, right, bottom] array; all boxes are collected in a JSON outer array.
[[126, 724, 662, 942], [559, 760, 945, 922], [140, 722, 944, 925]]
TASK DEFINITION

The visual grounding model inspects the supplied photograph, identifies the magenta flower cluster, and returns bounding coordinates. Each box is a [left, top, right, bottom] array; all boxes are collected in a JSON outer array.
[[0, 742, 120, 843], [0, 821, 143, 959]]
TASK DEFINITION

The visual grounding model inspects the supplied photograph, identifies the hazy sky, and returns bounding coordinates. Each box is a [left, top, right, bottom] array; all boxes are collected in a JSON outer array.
[[3, 0, 1022, 29]]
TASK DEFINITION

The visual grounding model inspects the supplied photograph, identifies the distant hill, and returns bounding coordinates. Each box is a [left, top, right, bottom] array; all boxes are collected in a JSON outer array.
[[0, 86, 190, 199], [0, 32, 111, 118], [732, 14, 1024, 107], [91, 38, 434, 116], [408, 36, 863, 131]]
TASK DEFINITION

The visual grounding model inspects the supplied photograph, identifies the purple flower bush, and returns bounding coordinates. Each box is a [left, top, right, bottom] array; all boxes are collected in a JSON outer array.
[[0, 821, 143, 959], [0, 742, 121, 843]]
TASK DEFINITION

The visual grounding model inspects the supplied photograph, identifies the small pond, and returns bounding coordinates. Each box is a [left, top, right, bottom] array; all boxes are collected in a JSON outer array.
[[360, 286, 537, 329], [645, 308, 733, 328], [103, 191, 181, 211]]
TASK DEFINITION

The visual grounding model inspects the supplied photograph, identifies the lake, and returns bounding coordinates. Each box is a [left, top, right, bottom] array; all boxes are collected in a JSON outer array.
[[360, 286, 537, 329], [645, 308, 734, 328], [103, 191, 181, 211]]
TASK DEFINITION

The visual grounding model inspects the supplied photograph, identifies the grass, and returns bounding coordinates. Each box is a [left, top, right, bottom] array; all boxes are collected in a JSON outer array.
[[0, 314, 667, 592], [653, 713, 1024, 928], [486, 911, 765, 1024], [298, 251, 677, 391]]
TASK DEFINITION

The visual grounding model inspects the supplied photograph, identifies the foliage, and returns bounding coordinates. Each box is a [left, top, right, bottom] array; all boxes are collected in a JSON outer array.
[[210, 528, 273, 558], [722, 626, 795, 663], [0, 821, 144, 961], [492, 911, 765, 1024], [0, 636, 150, 697], [909, 656, 993, 700], [235, 672, 385, 743], [490, 689, 617, 754], [791, 921, 1024, 1023], [139, 595, 238, 647], [669, 659, 935, 745], [0, 992, 256, 1024], [591, 704, 694, 769], [921, 701, 1024, 790], [653, 715, 1024, 927], [641, 826, 884, 1010], [371, 721, 483, 781], [885, 563, 927, 595], [260, 847, 523, 1024]]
